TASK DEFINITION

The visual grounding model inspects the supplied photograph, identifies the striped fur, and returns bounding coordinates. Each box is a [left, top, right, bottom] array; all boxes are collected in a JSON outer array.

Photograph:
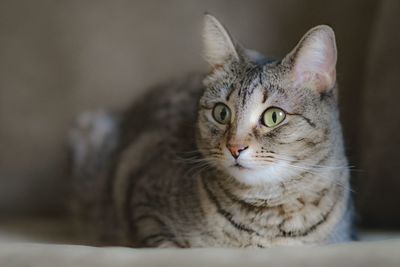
[[69, 15, 352, 248]]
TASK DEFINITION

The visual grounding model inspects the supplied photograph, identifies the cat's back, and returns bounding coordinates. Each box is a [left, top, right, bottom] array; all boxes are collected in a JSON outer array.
[[69, 74, 204, 244], [118, 73, 204, 150], [103, 74, 206, 243]]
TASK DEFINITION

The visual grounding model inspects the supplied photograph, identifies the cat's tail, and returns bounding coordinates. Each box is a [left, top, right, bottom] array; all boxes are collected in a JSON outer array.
[[67, 110, 120, 244]]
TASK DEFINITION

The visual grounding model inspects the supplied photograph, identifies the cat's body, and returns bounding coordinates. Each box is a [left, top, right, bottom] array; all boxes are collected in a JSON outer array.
[[69, 15, 353, 248]]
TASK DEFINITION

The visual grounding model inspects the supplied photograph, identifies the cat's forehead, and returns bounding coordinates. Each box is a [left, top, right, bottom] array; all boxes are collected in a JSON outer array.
[[202, 61, 297, 111], [208, 63, 266, 91], [227, 63, 290, 108]]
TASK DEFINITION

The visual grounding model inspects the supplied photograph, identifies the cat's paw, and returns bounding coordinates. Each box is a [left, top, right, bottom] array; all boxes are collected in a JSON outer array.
[[156, 241, 183, 248]]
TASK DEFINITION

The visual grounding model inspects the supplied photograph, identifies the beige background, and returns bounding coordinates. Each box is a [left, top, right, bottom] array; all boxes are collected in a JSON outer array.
[[0, 0, 398, 228]]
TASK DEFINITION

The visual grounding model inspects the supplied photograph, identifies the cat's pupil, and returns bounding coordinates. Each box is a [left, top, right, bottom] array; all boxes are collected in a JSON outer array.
[[272, 112, 277, 123], [220, 108, 227, 121]]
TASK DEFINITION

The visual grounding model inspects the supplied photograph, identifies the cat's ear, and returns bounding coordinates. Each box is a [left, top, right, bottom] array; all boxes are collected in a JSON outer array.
[[283, 25, 337, 93], [203, 14, 240, 69]]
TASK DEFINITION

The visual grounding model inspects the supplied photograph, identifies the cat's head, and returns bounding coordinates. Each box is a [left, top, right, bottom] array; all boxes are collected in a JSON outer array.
[[196, 14, 341, 185]]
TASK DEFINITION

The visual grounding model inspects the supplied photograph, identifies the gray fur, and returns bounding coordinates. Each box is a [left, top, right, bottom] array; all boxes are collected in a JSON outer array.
[[69, 15, 352, 248]]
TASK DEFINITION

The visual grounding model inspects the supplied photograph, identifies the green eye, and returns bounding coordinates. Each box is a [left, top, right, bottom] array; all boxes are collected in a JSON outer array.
[[212, 103, 231, 124], [262, 107, 286, 127]]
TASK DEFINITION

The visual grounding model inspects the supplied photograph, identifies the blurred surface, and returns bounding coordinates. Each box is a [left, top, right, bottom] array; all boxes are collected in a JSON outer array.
[[0, 217, 399, 245], [0, 236, 400, 267], [0, 0, 399, 229]]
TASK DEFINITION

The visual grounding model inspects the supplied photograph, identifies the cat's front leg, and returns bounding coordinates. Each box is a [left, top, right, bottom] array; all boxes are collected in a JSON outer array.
[[141, 237, 187, 248], [156, 240, 185, 248]]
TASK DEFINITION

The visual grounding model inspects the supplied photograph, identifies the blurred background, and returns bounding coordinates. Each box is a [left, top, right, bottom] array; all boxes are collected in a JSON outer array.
[[0, 0, 399, 240]]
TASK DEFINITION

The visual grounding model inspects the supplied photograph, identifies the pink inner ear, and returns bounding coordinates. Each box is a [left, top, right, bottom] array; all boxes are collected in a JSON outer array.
[[291, 27, 337, 93], [296, 68, 336, 93]]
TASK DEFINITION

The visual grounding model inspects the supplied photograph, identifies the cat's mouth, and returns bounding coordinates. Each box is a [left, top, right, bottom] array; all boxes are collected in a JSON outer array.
[[232, 163, 250, 170]]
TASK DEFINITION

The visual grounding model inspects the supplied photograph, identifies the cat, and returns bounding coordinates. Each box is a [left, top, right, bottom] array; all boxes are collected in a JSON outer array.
[[68, 14, 353, 248]]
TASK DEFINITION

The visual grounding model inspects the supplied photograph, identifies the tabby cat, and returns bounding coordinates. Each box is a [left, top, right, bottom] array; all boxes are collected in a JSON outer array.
[[69, 14, 353, 248]]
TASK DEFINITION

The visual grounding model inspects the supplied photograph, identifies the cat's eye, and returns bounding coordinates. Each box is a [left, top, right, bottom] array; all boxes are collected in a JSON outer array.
[[212, 103, 231, 124], [262, 107, 286, 127]]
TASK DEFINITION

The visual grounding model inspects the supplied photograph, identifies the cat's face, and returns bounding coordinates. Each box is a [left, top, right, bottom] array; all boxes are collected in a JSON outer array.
[[196, 15, 339, 185]]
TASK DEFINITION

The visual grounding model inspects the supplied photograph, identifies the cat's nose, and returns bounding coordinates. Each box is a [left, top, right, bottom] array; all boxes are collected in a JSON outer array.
[[226, 144, 249, 159]]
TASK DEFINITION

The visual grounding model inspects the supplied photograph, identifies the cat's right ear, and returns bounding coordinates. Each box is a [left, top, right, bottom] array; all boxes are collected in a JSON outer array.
[[203, 14, 240, 69], [282, 25, 337, 94]]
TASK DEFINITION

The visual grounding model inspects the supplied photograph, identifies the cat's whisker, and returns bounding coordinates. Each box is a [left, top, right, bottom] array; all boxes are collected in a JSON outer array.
[[280, 163, 355, 193], [173, 156, 210, 164], [177, 149, 202, 155], [249, 160, 275, 164], [270, 153, 351, 170], [184, 157, 216, 177]]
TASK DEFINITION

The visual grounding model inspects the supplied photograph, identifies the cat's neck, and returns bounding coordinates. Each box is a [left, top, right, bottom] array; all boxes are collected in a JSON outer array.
[[202, 168, 346, 208], [200, 169, 349, 240]]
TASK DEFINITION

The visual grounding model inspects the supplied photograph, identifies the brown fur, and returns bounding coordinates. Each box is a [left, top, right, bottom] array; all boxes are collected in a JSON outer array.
[[69, 15, 353, 248]]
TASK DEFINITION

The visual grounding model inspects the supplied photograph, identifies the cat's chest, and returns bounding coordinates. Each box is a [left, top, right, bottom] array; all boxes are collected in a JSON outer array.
[[196, 186, 336, 247]]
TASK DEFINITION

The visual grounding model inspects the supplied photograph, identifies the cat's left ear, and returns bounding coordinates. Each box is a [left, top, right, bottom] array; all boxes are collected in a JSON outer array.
[[283, 25, 337, 93], [203, 14, 240, 69]]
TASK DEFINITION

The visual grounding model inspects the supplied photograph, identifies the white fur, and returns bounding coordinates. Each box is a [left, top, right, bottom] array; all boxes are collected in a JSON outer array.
[[225, 158, 301, 186]]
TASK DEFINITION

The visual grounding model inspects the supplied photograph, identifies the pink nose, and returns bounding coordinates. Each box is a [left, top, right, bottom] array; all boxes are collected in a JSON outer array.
[[226, 144, 249, 159]]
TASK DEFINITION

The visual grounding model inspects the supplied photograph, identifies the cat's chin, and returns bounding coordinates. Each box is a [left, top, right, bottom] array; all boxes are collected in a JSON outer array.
[[225, 161, 299, 186], [231, 163, 250, 170]]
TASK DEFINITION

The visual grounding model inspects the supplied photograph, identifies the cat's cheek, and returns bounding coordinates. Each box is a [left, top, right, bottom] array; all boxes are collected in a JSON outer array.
[[198, 117, 227, 149]]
